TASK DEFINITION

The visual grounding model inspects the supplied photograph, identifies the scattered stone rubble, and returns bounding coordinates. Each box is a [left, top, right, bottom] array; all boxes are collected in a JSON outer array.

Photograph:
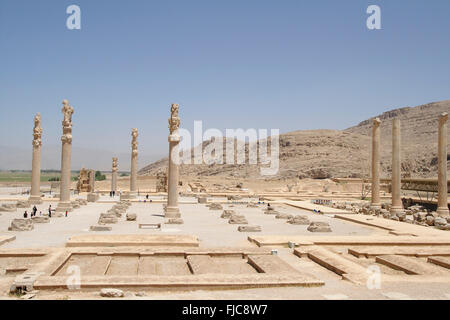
[[330, 201, 450, 230]]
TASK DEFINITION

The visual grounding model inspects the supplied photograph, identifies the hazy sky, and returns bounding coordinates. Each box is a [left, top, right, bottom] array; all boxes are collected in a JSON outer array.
[[1, 0, 449, 168]]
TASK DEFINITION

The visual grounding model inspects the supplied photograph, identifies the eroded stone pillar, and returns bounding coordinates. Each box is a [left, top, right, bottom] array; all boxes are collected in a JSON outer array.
[[371, 118, 381, 210], [111, 157, 118, 193], [29, 113, 43, 204], [390, 118, 404, 215], [165, 103, 181, 218], [129, 128, 138, 198], [56, 100, 74, 213], [437, 112, 449, 217]]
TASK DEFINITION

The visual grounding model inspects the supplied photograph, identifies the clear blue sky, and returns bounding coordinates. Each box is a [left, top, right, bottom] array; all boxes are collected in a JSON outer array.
[[1, 0, 449, 164]]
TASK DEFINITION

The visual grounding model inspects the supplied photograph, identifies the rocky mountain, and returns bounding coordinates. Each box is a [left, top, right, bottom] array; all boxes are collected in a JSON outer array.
[[139, 100, 449, 180]]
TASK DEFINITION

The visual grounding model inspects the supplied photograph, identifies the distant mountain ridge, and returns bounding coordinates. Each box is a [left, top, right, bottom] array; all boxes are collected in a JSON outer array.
[[139, 100, 450, 179]]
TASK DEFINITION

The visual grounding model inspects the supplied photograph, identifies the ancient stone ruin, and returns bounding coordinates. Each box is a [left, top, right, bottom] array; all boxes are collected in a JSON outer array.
[[76, 168, 95, 193]]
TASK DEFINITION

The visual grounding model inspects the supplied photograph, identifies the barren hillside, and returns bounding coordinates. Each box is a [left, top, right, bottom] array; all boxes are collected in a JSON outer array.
[[139, 100, 449, 180]]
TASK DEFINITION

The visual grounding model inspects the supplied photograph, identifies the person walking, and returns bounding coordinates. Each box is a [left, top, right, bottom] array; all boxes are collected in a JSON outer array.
[[23, 211, 28, 218]]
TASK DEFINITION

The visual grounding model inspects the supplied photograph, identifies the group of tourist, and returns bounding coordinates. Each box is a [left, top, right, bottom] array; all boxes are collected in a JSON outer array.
[[109, 191, 120, 197], [23, 205, 41, 218], [22, 204, 68, 218]]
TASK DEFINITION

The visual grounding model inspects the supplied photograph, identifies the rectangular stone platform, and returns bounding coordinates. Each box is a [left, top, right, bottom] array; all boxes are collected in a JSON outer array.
[[33, 273, 324, 290], [334, 214, 450, 237], [283, 200, 352, 215], [247, 255, 300, 274], [0, 235, 16, 246], [348, 246, 450, 258], [9, 246, 324, 291], [248, 235, 450, 247], [65, 234, 199, 247], [375, 255, 449, 275], [428, 256, 450, 269], [294, 246, 367, 278]]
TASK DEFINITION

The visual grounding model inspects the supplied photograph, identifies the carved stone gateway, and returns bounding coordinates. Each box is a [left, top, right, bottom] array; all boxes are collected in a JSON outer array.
[[56, 100, 74, 213], [165, 104, 181, 219], [29, 113, 43, 204], [156, 171, 168, 193], [76, 168, 95, 193]]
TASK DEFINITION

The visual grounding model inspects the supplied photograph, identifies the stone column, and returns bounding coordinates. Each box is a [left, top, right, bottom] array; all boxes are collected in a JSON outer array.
[[111, 157, 118, 193], [29, 113, 43, 204], [390, 118, 404, 215], [56, 100, 74, 213], [437, 112, 449, 217], [371, 118, 381, 210], [165, 103, 181, 218], [129, 128, 138, 198]]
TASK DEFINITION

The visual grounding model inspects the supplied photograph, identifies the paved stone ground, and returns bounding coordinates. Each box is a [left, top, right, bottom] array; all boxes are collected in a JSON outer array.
[[1, 194, 450, 300], [0, 196, 379, 249]]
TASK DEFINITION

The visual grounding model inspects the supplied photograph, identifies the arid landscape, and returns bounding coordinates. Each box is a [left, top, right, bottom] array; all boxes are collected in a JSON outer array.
[[139, 100, 450, 180]]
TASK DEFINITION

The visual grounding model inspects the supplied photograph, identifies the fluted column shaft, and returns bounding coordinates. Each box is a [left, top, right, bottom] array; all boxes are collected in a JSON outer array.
[[371, 118, 381, 209], [437, 112, 449, 217]]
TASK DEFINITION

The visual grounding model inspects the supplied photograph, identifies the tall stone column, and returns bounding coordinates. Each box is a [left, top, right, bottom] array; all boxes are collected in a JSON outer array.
[[437, 112, 449, 217], [371, 118, 381, 210], [29, 113, 43, 204], [129, 128, 138, 198], [56, 100, 74, 213], [390, 118, 404, 215], [165, 103, 181, 218], [111, 157, 118, 193]]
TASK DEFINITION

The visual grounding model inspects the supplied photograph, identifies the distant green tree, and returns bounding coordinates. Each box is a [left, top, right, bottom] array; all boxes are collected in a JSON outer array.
[[95, 171, 106, 181]]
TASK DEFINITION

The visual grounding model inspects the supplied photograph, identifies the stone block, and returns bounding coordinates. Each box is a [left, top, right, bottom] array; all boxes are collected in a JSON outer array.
[[16, 201, 29, 208], [98, 213, 118, 225], [166, 218, 184, 224], [100, 288, 124, 298], [208, 203, 223, 210], [228, 215, 248, 224], [31, 216, 50, 224], [275, 213, 293, 220], [221, 210, 236, 219], [126, 213, 137, 221], [238, 225, 261, 232], [90, 225, 112, 232], [8, 219, 33, 231], [87, 193, 99, 202], [307, 221, 332, 233], [0, 204, 16, 212]]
